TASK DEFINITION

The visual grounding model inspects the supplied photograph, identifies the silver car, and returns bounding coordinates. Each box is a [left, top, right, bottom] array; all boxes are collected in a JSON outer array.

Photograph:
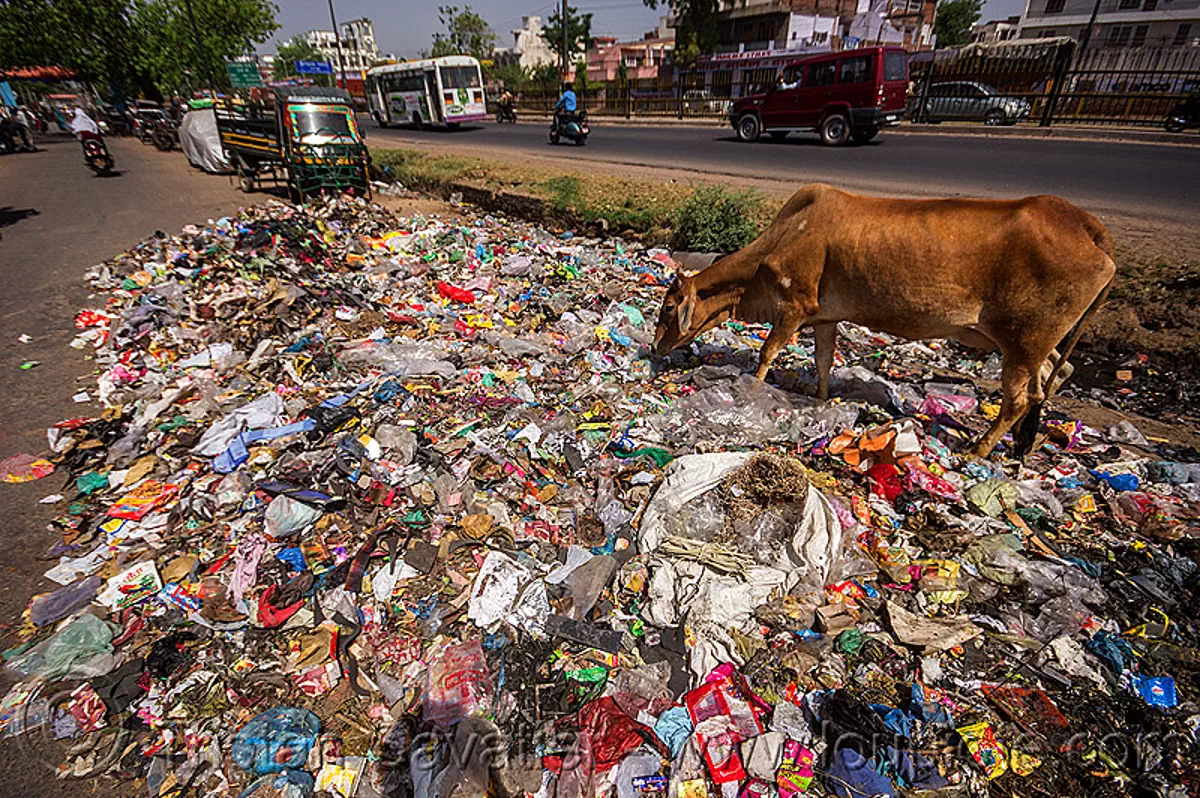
[[918, 81, 1031, 125]]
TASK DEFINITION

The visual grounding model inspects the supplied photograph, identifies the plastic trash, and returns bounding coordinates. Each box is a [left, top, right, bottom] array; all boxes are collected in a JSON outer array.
[[231, 707, 320, 775]]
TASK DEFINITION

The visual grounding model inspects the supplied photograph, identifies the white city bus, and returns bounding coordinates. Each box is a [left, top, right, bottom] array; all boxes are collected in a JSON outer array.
[[365, 56, 487, 128]]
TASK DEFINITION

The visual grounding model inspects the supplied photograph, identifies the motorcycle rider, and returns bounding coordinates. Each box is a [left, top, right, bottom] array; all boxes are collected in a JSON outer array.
[[69, 106, 104, 155], [552, 83, 577, 135], [497, 89, 515, 122]]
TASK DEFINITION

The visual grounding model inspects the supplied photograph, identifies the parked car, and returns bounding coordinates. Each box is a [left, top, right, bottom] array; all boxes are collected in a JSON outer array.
[[914, 81, 1031, 125], [683, 89, 731, 115], [729, 46, 908, 146]]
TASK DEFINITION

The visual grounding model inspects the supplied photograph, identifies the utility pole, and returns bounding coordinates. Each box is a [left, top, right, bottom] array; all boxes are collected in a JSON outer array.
[[1078, 0, 1102, 51], [182, 0, 218, 99], [561, 0, 570, 82], [327, 0, 348, 90]]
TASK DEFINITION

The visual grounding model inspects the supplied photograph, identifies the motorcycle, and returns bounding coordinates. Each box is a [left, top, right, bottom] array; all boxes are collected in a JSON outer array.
[[496, 104, 517, 124], [150, 118, 179, 151], [1164, 95, 1200, 133], [81, 133, 115, 175], [549, 110, 588, 145]]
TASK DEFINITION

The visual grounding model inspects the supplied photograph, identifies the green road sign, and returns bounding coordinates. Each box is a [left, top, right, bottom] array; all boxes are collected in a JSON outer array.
[[225, 61, 262, 88]]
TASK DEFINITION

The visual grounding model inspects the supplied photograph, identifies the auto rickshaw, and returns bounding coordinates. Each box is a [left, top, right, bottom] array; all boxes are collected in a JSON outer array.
[[215, 87, 370, 200]]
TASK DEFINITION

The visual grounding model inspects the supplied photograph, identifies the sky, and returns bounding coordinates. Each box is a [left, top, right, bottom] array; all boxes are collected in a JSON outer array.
[[271, 0, 1026, 60]]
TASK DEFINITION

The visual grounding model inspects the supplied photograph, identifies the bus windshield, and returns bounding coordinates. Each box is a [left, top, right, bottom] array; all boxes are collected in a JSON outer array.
[[439, 65, 480, 89]]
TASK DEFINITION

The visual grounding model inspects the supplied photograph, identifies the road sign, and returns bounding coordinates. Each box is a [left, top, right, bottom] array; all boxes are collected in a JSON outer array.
[[225, 61, 262, 88], [295, 60, 334, 75]]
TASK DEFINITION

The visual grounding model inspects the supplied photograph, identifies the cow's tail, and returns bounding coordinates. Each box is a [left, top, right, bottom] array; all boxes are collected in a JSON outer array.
[[1014, 273, 1114, 455]]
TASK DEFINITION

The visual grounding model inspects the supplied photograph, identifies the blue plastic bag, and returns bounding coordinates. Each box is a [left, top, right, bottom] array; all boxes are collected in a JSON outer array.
[[231, 707, 319, 775]]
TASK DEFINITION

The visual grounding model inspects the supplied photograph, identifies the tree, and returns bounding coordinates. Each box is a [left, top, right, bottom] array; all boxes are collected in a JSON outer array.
[[487, 59, 526, 90], [641, 0, 718, 68], [933, 0, 982, 47], [573, 58, 589, 96], [430, 5, 496, 60], [0, 0, 279, 98], [132, 0, 279, 94], [274, 35, 331, 86], [540, 5, 592, 66]]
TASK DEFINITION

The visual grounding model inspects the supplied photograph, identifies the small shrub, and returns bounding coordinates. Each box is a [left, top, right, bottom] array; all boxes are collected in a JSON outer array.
[[671, 184, 762, 253]]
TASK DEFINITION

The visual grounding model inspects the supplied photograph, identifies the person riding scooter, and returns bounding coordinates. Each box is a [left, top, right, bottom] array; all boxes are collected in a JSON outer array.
[[496, 89, 516, 123], [551, 84, 577, 135]]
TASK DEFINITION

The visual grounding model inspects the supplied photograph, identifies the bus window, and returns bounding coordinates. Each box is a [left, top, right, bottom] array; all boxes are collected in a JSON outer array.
[[439, 66, 481, 89]]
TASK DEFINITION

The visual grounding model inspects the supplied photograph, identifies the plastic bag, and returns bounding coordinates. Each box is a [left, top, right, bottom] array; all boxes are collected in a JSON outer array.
[[231, 707, 320, 775], [30, 575, 103, 627], [40, 613, 116, 679], [424, 640, 493, 727]]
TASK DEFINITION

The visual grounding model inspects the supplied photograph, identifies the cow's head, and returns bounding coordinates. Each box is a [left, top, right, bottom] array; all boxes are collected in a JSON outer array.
[[653, 274, 700, 356]]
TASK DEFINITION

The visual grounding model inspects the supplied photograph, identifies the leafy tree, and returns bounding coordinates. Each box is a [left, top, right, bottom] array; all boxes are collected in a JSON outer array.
[[573, 59, 589, 96], [274, 35, 331, 86], [431, 5, 496, 60], [933, 0, 982, 47], [529, 62, 559, 97], [540, 5, 592, 65], [487, 59, 526, 90], [0, 0, 278, 98], [132, 0, 278, 94], [641, 0, 718, 68], [0, 0, 140, 93]]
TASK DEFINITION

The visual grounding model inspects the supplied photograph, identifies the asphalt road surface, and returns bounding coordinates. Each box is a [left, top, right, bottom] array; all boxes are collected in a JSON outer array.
[[366, 120, 1200, 225], [0, 135, 247, 619]]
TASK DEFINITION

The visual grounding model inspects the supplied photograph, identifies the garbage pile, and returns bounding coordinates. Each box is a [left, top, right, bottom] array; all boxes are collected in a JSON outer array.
[[3, 194, 1200, 798]]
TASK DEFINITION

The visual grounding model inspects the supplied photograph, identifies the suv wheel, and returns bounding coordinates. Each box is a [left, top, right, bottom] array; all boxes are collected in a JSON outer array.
[[736, 114, 761, 142], [819, 113, 850, 146], [985, 109, 1006, 126]]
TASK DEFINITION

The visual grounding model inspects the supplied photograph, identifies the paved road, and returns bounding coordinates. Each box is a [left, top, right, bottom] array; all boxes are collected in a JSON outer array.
[[0, 135, 247, 620], [0, 134, 250, 794], [366, 120, 1200, 224]]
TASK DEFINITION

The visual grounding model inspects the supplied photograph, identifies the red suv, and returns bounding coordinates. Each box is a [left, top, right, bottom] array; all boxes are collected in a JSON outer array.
[[730, 47, 909, 146]]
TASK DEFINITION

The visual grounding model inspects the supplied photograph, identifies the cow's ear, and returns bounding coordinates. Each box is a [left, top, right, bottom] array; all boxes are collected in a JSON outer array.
[[677, 280, 696, 331]]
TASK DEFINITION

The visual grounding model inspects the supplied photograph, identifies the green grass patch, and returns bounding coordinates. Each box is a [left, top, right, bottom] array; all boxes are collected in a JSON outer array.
[[671, 184, 763, 253]]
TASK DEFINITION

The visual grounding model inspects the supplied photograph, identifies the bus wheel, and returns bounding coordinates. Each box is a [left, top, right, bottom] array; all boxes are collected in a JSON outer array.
[[412, 114, 423, 130]]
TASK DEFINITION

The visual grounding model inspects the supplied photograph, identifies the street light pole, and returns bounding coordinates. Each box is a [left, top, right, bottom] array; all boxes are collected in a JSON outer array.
[[327, 0, 348, 90], [562, 0, 570, 81], [1078, 0, 1102, 51]]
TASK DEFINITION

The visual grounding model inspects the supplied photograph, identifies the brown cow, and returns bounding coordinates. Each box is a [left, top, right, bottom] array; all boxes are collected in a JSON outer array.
[[653, 184, 1115, 457]]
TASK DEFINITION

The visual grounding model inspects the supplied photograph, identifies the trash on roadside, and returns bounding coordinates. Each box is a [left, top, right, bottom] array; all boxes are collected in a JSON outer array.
[[0, 193, 1196, 798]]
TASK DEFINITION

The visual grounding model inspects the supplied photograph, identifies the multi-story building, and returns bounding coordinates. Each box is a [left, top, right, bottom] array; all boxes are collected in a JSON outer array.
[[973, 15, 1022, 43], [586, 23, 676, 83], [1017, 0, 1200, 48], [494, 15, 558, 70], [712, 0, 938, 54], [302, 17, 381, 74]]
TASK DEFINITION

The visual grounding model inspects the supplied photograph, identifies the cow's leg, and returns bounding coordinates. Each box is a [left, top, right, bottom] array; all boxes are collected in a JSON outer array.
[[973, 356, 1038, 457], [813, 322, 837, 400], [754, 311, 805, 381]]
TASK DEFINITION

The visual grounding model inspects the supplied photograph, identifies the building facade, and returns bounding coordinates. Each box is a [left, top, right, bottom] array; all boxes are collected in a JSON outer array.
[[494, 16, 558, 70], [302, 17, 382, 73], [973, 15, 1022, 42], [1018, 0, 1200, 48], [586, 19, 676, 82], [712, 0, 937, 54]]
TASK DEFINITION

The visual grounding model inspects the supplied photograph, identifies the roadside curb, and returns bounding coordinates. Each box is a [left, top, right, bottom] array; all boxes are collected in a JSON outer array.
[[505, 113, 1200, 146]]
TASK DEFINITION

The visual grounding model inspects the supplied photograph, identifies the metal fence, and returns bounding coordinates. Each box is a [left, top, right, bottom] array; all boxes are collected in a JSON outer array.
[[909, 41, 1200, 128], [501, 43, 1199, 129]]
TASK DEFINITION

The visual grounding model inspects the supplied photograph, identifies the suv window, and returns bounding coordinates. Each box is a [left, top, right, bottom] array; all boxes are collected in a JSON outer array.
[[781, 66, 803, 89], [884, 51, 907, 81], [808, 61, 836, 87], [839, 56, 871, 85]]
